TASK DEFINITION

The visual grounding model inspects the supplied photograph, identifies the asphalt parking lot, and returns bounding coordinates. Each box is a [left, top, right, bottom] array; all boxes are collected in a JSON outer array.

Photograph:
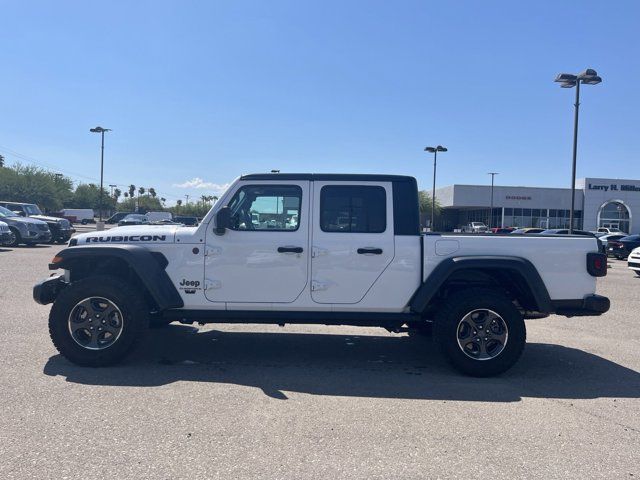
[[0, 242, 638, 479]]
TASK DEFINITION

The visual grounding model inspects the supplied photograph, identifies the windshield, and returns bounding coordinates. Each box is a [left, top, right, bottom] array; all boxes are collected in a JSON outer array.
[[0, 206, 18, 218], [24, 204, 42, 215]]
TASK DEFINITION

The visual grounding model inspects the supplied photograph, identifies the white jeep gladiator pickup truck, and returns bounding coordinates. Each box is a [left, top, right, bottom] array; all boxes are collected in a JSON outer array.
[[34, 173, 610, 376]]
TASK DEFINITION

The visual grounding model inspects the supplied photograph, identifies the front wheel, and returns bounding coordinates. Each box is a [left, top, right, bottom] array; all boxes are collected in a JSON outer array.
[[6, 228, 21, 247], [48, 275, 148, 366], [434, 288, 526, 377]]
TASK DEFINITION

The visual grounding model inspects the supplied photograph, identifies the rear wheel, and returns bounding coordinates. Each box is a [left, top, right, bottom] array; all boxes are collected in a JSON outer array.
[[48, 275, 148, 366], [434, 288, 526, 377]]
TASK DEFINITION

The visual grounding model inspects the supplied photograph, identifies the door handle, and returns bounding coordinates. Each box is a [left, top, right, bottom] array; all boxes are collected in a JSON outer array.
[[357, 248, 383, 255], [278, 246, 303, 253]]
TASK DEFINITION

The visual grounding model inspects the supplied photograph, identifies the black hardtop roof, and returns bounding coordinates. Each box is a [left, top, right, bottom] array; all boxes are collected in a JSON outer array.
[[240, 173, 416, 183]]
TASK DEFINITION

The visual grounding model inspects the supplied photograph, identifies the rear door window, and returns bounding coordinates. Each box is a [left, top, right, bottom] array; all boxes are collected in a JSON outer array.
[[320, 185, 386, 233]]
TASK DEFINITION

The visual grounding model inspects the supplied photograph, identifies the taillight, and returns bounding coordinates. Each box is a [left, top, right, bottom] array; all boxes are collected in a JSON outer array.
[[587, 252, 607, 277]]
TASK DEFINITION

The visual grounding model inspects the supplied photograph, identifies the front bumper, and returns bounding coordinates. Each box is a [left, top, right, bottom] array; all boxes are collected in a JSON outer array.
[[23, 231, 52, 244], [33, 275, 67, 305], [551, 294, 611, 317], [0, 232, 11, 244]]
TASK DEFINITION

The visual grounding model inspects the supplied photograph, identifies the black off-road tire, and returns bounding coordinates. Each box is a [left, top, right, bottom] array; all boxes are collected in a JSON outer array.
[[48, 275, 149, 366], [434, 288, 526, 377]]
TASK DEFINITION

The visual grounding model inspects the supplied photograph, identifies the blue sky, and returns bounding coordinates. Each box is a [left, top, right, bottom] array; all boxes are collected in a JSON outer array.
[[0, 0, 638, 204]]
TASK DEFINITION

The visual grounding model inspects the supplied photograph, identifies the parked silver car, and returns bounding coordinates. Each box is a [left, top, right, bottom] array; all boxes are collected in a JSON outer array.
[[0, 221, 11, 245], [0, 206, 51, 246]]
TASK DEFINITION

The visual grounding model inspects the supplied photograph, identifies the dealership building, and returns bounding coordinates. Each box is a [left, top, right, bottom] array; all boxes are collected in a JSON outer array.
[[434, 177, 640, 234]]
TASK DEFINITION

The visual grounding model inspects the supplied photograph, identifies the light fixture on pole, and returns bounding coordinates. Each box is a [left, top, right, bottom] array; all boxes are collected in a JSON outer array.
[[488, 172, 499, 229], [89, 126, 112, 222], [554, 69, 602, 233], [109, 184, 117, 196], [424, 145, 447, 231]]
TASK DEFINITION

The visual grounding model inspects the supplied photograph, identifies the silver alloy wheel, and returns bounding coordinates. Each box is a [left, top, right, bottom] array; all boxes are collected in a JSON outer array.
[[456, 309, 509, 361], [68, 297, 124, 350], [6, 230, 17, 247]]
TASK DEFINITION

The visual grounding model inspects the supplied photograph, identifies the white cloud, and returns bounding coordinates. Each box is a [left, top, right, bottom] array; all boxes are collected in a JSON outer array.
[[173, 177, 230, 194]]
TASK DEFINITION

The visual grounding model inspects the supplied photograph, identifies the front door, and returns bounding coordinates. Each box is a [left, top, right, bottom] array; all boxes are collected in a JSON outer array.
[[311, 182, 395, 304], [204, 181, 309, 303]]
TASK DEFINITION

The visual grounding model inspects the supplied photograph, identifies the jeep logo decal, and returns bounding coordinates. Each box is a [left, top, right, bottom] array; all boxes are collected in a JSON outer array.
[[179, 279, 200, 287], [84, 235, 167, 243]]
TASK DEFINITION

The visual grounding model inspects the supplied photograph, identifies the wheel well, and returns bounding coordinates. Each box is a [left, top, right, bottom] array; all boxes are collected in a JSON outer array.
[[424, 268, 541, 315], [65, 255, 157, 312]]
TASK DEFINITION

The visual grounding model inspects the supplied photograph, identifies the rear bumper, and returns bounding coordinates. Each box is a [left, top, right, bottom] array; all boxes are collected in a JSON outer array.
[[551, 294, 611, 317], [33, 275, 67, 305]]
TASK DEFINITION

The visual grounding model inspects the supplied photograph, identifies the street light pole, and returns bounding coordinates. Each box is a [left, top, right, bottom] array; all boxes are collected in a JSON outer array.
[[488, 172, 499, 229], [569, 80, 580, 233], [555, 69, 602, 233], [424, 145, 447, 231], [90, 126, 112, 223]]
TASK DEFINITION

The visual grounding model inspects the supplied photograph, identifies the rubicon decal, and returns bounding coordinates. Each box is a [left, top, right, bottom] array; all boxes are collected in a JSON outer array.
[[85, 235, 167, 243]]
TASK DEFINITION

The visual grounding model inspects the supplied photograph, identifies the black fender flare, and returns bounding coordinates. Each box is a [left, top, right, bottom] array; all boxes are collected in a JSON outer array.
[[409, 256, 553, 314], [49, 245, 184, 310]]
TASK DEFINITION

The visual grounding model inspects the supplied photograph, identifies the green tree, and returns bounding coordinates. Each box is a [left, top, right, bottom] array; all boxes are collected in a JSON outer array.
[[113, 188, 122, 202], [418, 190, 441, 214], [149, 187, 157, 198], [0, 163, 74, 212], [138, 186, 145, 197], [128, 185, 136, 198]]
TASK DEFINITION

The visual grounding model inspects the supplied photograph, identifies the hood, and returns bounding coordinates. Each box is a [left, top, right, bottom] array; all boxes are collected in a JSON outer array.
[[3, 215, 48, 226], [30, 214, 66, 224], [72, 224, 180, 245]]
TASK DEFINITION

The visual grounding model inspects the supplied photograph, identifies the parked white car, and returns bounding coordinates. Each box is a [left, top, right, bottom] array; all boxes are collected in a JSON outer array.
[[461, 222, 489, 233], [628, 247, 640, 277], [34, 173, 610, 377], [596, 227, 628, 235]]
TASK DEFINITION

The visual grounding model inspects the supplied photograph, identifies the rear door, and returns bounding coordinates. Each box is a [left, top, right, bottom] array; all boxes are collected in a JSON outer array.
[[311, 182, 394, 304]]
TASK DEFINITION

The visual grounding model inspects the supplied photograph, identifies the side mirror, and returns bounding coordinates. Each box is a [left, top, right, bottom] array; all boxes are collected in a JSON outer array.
[[215, 207, 231, 235]]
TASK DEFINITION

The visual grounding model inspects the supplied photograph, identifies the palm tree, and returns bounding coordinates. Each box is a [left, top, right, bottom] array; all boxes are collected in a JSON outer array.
[[128, 185, 136, 198], [124, 192, 129, 198], [113, 188, 122, 201], [138, 187, 145, 196], [149, 188, 157, 198], [160, 197, 166, 207], [176, 199, 182, 212], [0, 154, 5, 167]]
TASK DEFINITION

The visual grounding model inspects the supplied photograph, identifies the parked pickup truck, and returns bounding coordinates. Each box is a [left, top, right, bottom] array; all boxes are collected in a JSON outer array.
[[33, 173, 610, 376]]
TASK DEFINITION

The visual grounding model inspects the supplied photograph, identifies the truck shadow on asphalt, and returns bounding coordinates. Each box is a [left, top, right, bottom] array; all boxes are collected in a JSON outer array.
[[44, 325, 640, 402]]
